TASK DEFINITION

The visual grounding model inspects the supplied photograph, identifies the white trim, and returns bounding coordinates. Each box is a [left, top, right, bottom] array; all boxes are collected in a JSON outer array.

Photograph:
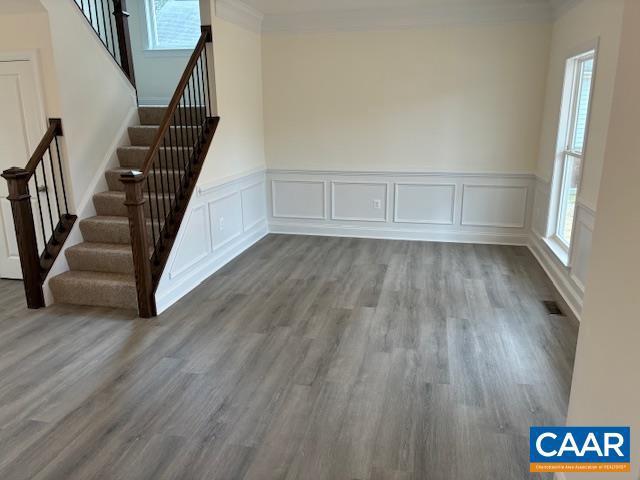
[[271, 180, 327, 220], [198, 167, 265, 195], [529, 234, 583, 320], [461, 184, 528, 229], [215, 0, 264, 33], [270, 221, 529, 246], [330, 181, 389, 223], [393, 183, 456, 225]]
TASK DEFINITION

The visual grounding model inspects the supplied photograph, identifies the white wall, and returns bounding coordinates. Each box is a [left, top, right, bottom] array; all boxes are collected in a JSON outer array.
[[565, 1, 639, 477], [0, 10, 60, 116], [530, 0, 625, 319], [40, 0, 138, 212], [262, 23, 551, 174], [127, 0, 192, 105]]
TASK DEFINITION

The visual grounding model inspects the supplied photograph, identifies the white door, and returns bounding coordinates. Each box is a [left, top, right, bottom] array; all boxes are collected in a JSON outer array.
[[0, 59, 46, 279]]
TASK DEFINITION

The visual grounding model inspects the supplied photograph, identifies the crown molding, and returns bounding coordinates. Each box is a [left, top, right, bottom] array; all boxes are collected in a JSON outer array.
[[261, 3, 554, 33], [550, 0, 584, 19], [215, 0, 264, 33]]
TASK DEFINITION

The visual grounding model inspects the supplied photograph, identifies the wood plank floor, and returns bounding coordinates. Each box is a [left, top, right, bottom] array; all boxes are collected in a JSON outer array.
[[0, 234, 579, 480]]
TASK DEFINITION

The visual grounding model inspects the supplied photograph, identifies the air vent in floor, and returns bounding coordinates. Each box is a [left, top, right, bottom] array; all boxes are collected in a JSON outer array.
[[543, 300, 564, 316]]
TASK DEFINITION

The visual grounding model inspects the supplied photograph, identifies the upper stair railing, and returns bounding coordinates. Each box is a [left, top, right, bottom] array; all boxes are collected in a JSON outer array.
[[73, 0, 136, 87], [121, 25, 219, 317], [2, 120, 77, 308]]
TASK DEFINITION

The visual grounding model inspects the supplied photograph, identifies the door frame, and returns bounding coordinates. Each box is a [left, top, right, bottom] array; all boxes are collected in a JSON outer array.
[[0, 50, 50, 279]]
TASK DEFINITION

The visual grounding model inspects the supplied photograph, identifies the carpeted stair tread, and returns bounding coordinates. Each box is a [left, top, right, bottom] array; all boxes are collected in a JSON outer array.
[[49, 271, 138, 310], [138, 105, 206, 126], [93, 190, 172, 218], [128, 125, 203, 147], [65, 242, 134, 274], [117, 145, 193, 169], [105, 167, 183, 193], [80, 216, 158, 245]]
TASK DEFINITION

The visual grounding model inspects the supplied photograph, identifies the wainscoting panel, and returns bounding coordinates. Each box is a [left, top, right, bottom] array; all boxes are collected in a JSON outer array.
[[394, 183, 456, 225], [461, 185, 528, 228], [268, 170, 535, 245], [272, 180, 325, 220], [155, 170, 268, 313], [331, 181, 388, 222], [209, 192, 243, 252], [242, 182, 267, 231], [529, 176, 596, 320]]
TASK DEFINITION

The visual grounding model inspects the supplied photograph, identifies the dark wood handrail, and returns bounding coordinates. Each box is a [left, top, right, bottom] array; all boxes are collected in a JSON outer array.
[[140, 26, 211, 178], [24, 119, 63, 176], [2, 118, 76, 309]]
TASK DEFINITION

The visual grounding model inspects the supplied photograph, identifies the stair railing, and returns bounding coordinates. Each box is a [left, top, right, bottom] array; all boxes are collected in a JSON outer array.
[[73, 0, 136, 87], [121, 25, 219, 318], [2, 119, 77, 309]]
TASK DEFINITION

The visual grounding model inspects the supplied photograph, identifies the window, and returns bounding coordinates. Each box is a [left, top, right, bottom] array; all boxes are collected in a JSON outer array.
[[548, 49, 596, 261], [144, 0, 200, 50]]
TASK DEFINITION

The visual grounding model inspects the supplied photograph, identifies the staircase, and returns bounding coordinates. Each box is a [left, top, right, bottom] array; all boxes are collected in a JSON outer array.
[[49, 106, 192, 310], [4, 2, 217, 317]]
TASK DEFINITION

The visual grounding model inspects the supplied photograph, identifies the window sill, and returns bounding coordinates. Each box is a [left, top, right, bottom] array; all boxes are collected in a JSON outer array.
[[543, 236, 570, 267], [143, 48, 194, 58]]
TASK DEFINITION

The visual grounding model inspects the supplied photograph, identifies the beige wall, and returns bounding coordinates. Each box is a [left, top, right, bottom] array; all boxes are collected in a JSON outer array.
[[0, 11, 60, 116], [536, 0, 624, 211], [199, 15, 266, 184], [565, 0, 639, 478], [262, 23, 551, 173]]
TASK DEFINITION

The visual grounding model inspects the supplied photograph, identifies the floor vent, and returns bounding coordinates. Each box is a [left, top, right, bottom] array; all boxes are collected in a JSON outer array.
[[543, 300, 564, 316]]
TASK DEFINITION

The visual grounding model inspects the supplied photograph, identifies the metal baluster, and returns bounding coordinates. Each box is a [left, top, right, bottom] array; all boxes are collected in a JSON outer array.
[[203, 45, 212, 116], [40, 160, 56, 244], [99, 0, 111, 52], [151, 162, 163, 249], [194, 57, 204, 129], [146, 177, 156, 253], [159, 138, 170, 230], [54, 137, 70, 216], [33, 170, 49, 258], [106, 0, 117, 62], [167, 111, 179, 206], [47, 147, 62, 225], [177, 94, 188, 195]]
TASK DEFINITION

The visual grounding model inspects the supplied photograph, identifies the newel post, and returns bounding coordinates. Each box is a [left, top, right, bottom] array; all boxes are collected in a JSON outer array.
[[121, 171, 155, 318], [1, 168, 45, 309], [113, 0, 136, 88]]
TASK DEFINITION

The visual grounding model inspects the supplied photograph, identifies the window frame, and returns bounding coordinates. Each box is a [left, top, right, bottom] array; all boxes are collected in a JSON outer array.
[[546, 41, 599, 266], [141, 0, 200, 54]]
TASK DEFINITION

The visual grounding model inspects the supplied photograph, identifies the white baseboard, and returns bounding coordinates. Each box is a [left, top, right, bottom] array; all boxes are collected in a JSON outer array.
[[155, 170, 268, 314], [270, 220, 530, 245]]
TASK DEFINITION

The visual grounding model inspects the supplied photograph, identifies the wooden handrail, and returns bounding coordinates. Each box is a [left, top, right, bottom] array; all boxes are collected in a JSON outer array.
[[139, 26, 211, 178], [24, 119, 63, 177]]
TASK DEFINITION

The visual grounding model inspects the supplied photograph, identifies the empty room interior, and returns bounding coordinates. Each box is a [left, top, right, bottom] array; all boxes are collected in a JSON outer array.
[[0, 0, 638, 478]]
